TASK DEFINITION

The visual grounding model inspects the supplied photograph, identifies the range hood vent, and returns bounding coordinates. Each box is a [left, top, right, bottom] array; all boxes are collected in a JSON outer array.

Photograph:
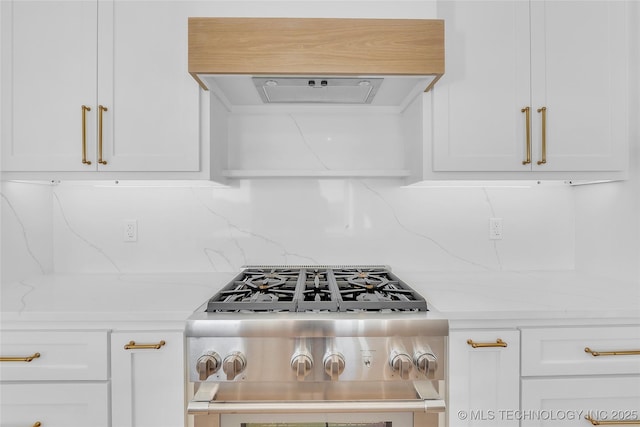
[[253, 77, 383, 104], [189, 18, 445, 107]]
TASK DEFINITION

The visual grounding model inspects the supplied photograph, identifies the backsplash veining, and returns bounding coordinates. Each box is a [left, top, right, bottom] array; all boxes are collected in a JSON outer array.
[[2, 179, 574, 281], [1, 182, 54, 283]]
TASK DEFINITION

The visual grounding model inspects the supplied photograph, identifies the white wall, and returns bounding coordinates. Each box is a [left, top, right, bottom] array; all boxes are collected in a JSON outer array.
[[573, 0, 640, 282]]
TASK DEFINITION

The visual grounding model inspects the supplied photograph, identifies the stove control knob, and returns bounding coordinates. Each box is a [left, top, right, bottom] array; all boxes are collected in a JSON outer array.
[[389, 350, 413, 380], [323, 352, 345, 381], [291, 351, 314, 381], [223, 351, 247, 381], [196, 351, 221, 381], [414, 351, 437, 378]]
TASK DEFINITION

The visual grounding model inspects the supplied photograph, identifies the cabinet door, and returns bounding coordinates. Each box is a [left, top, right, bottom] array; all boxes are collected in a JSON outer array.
[[97, 1, 200, 171], [1, 0, 98, 171], [0, 382, 109, 427], [521, 377, 640, 426], [432, 1, 531, 172], [449, 330, 520, 427], [111, 331, 185, 427], [530, 1, 628, 172]]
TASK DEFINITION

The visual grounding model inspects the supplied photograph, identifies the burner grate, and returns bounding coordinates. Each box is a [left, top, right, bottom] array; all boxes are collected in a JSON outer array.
[[206, 267, 427, 313], [206, 268, 301, 312]]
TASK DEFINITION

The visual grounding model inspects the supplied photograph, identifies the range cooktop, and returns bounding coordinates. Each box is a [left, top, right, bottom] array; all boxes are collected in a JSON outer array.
[[205, 265, 428, 313]]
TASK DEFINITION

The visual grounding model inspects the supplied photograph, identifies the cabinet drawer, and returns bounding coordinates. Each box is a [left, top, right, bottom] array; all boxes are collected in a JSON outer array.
[[521, 326, 640, 376], [521, 377, 640, 426], [0, 382, 109, 427], [0, 330, 108, 381]]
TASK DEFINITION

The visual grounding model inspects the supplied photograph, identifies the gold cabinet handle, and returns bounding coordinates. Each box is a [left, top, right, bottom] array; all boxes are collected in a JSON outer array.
[[467, 339, 507, 348], [33, 423, 42, 427], [81, 105, 92, 165], [98, 105, 108, 165], [585, 347, 640, 357], [537, 107, 547, 165], [0, 352, 40, 362], [124, 340, 166, 350], [521, 106, 531, 165], [585, 414, 640, 425]]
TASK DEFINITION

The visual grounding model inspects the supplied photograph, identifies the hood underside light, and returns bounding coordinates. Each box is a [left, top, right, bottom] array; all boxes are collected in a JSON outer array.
[[253, 77, 384, 104]]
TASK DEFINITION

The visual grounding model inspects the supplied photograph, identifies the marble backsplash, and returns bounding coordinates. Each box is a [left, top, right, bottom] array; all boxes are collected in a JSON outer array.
[[2, 179, 575, 281], [1, 181, 54, 283]]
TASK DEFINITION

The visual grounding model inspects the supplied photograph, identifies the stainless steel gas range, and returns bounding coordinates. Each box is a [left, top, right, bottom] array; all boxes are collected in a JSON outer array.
[[186, 266, 448, 427]]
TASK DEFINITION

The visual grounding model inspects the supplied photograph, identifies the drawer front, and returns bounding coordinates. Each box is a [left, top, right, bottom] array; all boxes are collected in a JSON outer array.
[[521, 326, 640, 376], [0, 330, 108, 381], [521, 377, 640, 426], [0, 382, 109, 427]]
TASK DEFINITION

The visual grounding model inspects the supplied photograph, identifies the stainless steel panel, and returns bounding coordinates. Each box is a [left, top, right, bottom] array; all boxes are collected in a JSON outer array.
[[192, 381, 442, 402], [189, 399, 445, 414], [188, 336, 445, 383], [187, 311, 448, 338], [194, 412, 439, 427]]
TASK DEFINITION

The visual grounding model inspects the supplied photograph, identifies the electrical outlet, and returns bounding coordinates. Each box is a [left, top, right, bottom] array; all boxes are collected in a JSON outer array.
[[489, 218, 503, 240], [123, 220, 137, 242]]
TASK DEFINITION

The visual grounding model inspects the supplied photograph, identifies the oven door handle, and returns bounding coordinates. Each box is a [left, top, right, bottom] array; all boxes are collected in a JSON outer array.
[[188, 399, 445, 415]]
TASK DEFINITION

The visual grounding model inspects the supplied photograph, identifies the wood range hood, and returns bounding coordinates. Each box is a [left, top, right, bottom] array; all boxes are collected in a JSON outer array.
[[188, 17, 445, 107]]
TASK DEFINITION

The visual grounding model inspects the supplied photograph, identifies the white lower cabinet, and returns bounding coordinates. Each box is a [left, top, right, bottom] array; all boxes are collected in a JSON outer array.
[[521, 325, 640, 376], [0, 330, 108, 381], [0, 330, 109, 427], [448, 329, 520, 426], [0, 382, 109, 427], [521, 377, 640, 427], [111, 331, 186, 427], [520, 326, 640, 426]]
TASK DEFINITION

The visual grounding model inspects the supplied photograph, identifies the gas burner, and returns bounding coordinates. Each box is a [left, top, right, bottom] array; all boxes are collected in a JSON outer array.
[[206, 266, 427, 313], [334, 268, 392, 290], [206, 268, 300, 312]]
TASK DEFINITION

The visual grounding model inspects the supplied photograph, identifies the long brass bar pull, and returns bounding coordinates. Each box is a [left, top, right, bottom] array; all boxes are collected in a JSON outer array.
[[585, 414, 640, 425], [537, 107, 547, 165], [124, 340, 166, 350], [81, 105, 92, 165], [0, 352, 40, 362], [585, 347, 640, 357], [467, 339, 507, 348], [98, 105, 108, 165], [521, 107, 531, 165]]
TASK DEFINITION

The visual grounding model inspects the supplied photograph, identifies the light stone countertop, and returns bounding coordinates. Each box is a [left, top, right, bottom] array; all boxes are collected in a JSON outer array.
[[1, 270, 638, 330], [0, 273, 235, 330], [396, 269, 640, 327]]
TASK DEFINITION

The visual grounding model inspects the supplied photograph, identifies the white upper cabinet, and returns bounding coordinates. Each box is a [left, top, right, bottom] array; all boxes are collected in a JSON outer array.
[[1, 0, 200, 174], [529, 0, 628, 172], [431, 0, 628, 179], [1, 0, 98, 172], [432, 1, 531, 172], [97, 1, 199, 172]]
